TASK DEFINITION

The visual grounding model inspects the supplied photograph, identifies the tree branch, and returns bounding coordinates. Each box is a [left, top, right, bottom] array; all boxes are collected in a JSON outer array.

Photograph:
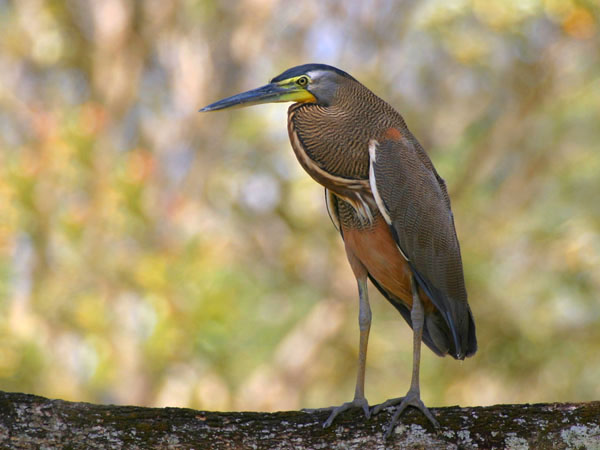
[[0, 391, 598, 449]]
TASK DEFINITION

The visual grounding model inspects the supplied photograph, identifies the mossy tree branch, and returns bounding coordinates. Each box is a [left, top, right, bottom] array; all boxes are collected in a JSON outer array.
[[0, 391, 599, 449]]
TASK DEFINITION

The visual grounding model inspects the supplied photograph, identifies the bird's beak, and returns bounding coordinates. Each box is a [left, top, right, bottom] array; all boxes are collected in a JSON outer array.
[[199, 81, 316, 112]]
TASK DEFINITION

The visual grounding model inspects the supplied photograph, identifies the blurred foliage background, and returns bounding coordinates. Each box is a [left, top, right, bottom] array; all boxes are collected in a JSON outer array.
[[1, 0, 599, 413]]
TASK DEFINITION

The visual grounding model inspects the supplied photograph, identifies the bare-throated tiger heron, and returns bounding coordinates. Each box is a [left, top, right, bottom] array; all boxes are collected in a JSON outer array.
[[200, 64, 477, 436]]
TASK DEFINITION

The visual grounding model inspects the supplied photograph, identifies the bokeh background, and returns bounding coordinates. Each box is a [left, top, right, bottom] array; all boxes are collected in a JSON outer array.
[[1, 0, 599, 413]]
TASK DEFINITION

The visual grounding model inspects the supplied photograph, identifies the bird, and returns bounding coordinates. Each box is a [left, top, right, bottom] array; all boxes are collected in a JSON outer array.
[[200, 63, 477, 436]]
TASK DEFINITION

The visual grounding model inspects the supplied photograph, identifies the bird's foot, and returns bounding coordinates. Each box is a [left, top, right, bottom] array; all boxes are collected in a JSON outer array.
[[371, 396, 404, 416], [323, 397, 371, 428], [372, 389, 439, 438], [303, 397, 371, 428]]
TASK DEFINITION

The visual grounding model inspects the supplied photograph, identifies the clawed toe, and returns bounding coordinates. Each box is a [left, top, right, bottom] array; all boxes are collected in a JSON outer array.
[[371, 396, 404, 416], [322, 397, 371, 428], [381, 391, 439, 439]]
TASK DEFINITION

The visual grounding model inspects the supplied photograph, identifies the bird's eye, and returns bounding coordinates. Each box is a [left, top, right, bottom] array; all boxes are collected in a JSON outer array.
[[296, 76, 309, 86]]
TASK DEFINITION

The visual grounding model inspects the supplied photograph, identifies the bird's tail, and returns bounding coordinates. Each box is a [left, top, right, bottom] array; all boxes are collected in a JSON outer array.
[[424, 306, 477, 359]]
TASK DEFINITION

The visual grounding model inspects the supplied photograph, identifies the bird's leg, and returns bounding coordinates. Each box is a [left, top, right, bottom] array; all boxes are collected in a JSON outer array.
[[353, 277, 371, 406], [322, 277, 371, 428], [372, 277, 440, 437]]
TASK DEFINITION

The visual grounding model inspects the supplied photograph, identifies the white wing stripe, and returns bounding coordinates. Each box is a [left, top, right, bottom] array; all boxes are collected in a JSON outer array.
[[369, 139, 409, 261], [368, 139, 392, 225]]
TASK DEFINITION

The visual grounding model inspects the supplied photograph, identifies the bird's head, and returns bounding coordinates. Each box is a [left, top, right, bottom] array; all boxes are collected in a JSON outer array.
[[199, 64, 356, 112]]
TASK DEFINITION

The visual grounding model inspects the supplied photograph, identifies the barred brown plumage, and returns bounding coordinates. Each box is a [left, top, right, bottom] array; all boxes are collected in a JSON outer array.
[[200, 63, 477, 437]]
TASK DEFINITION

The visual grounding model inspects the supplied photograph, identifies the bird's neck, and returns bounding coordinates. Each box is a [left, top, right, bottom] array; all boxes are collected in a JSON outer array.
[[288, 102, 370, 180], [288, 83, 403, 181]]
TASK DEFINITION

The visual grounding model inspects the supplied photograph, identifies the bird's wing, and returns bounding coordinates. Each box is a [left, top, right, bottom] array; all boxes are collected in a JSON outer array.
[[368, 135, 475, 358]]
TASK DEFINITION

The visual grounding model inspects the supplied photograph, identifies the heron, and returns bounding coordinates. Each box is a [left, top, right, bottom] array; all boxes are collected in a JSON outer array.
[[200, 63, 477, 436]]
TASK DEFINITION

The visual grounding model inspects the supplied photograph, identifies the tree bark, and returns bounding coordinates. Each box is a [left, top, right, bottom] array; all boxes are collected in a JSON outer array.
[[0, 391, 599, 449]]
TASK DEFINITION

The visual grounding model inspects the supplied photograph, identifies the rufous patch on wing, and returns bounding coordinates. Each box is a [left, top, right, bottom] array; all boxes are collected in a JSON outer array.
[[384, 127, 402, 141]]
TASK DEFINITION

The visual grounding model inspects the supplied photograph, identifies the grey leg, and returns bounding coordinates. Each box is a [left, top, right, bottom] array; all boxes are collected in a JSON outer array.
[[322, 277, 371, 427], [372, 276, 440, 437]]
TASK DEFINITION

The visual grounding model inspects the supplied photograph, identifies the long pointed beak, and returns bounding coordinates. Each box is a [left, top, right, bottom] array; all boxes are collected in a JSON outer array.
[[199, 82, 315, 112]]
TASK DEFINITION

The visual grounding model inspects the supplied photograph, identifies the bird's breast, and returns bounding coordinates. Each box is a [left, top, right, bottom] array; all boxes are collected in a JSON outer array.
[[286, 99, 402, 223], [288, 103, 371, 180]]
